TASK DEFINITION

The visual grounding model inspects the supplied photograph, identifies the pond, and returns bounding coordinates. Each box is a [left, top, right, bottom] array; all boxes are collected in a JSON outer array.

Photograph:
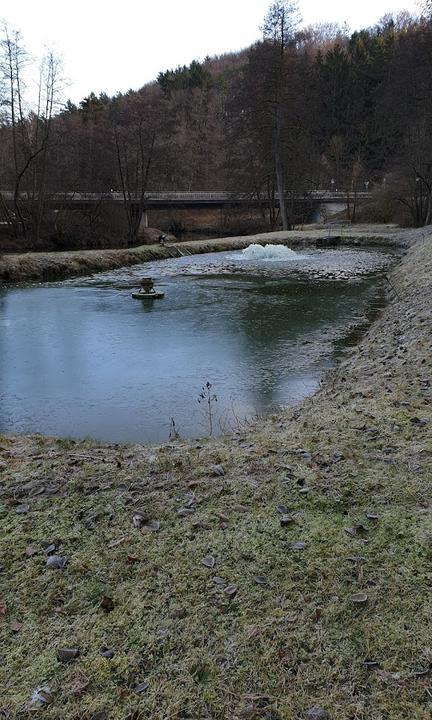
[[0, 245, 397, 443]]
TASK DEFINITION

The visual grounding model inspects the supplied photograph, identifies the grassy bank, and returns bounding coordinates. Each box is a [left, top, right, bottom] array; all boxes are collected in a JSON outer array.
[[1, 228, 431, 719], [0, 223, 419, 284]]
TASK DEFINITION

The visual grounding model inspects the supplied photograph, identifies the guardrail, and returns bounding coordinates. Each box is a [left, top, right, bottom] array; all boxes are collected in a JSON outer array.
[[0, 190, 373, 202]]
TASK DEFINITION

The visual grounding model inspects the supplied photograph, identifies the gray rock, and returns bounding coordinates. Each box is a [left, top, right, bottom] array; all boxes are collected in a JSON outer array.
[[304, 708, 328, 720], [46, 555, 67, 569], [15, 504, 29, 514], [224, 585, 238, 598], [142, 519, 160, 533], [202, 555, 215, 569], [57, 647, 79, 663], [210, 464, 225, 477], [99, 646, 115, 659], [134, 681, 149, 694]]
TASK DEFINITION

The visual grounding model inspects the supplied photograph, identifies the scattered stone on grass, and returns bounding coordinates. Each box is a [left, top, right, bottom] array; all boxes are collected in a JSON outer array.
[[99, 646, 115, 659], [210, 464, 225, 476], [295, 449, 311, 458], [202, 555, 215, 569], [212, 576, 227, 585], [288, 541, 306, 550], [46, 555, 67, 569], [41, 541, 57, 554], [304, 708, 328, 720], [350, 592, 368, 605], [224, 585, 238, 598], [142, 519, 160, 533], [134, 681, 149, 694], [15, 504, 29, 514], [254, 576, 269, 585], [57, 647, 80, 663], [410, 416, 428, 426]]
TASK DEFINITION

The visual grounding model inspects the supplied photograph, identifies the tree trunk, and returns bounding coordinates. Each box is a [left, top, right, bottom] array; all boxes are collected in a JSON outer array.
[[425, 190, 432, 225], [274, 114, 288, 230]]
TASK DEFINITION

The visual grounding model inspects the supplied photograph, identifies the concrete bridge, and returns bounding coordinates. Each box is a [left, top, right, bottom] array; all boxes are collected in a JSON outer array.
[[0, 189, 372, 207], [0, 190, 372, 227], [71, 190, 370, 225]]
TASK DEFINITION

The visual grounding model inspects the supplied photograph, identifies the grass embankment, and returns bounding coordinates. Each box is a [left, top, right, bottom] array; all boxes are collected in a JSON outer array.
[[1, 229, 431, 719], [0, 223, 417, 284]]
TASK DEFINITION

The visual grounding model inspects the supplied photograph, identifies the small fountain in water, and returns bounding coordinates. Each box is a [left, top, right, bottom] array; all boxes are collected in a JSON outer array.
[[242, 244, 299, 260]]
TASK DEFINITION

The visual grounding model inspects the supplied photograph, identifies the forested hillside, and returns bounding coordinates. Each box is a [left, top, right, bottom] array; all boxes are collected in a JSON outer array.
[[1, 3, 432, 248]]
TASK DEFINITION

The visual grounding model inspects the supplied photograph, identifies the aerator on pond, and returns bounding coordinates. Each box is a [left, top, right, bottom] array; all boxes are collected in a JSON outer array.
[[132, 277, 165, 300]]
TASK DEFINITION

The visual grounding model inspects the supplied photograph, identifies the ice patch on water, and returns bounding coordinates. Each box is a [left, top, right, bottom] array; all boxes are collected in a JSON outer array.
[[242, 243, 301, 261]]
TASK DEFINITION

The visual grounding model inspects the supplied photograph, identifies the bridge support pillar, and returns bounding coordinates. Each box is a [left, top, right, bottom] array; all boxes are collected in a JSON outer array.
[[321, 202, 347, 219], [138, 209, 149, 233], [310, 205, 321, 224]]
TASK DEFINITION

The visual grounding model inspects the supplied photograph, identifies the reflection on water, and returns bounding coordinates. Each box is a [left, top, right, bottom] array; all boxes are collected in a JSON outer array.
[[0, 247, 396, 443]]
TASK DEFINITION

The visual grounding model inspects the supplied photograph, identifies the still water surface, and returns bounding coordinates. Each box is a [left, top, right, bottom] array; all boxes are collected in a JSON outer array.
[[0, 246, 395, 443]]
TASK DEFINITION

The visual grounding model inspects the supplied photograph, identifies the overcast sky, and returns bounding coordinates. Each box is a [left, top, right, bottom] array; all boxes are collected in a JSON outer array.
[[1, 0, 419, 103]]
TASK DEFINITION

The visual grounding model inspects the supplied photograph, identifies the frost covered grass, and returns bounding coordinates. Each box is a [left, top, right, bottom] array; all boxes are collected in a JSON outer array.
[[0, 229, 431, 719]]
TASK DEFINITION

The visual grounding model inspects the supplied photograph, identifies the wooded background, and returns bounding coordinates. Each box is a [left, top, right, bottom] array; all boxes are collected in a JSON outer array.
[[1, 2, 432, 249]]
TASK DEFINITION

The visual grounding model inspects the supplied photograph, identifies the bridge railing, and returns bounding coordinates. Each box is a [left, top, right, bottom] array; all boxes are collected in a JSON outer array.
[[0, 190, 373, 202]]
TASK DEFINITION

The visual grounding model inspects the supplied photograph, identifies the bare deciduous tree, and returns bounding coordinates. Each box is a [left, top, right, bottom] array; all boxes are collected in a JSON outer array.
[[0, 25, 63, 241], [261, 1, 301, 229]]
